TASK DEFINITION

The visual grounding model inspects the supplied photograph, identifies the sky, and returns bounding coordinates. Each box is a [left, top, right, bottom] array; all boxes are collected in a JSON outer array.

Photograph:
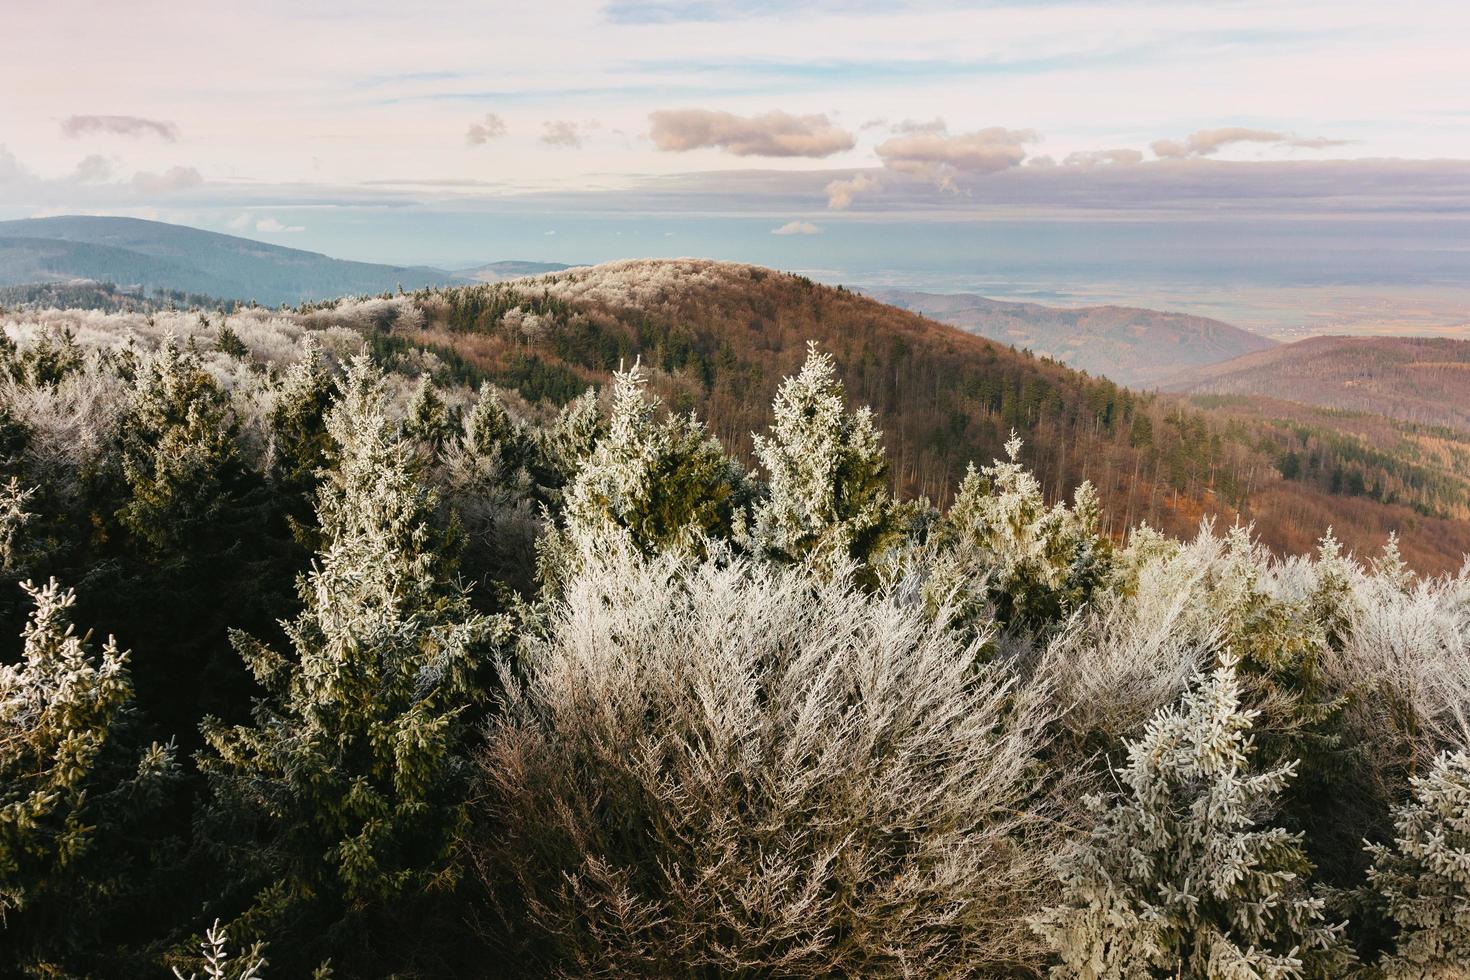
[[2, 0, 1469, 330]]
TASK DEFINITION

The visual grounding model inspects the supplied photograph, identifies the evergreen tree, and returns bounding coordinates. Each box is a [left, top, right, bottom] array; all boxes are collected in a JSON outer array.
[[263, 336, 335, 509], [402, 371, 455, 453], [749, 343, 897, 571], [0, 579, 178, 975], [546, 364, 749, 583], [1032, 650, 1351, 978], [1364, 749, 1470, 978], [198, 358, 502, 968]]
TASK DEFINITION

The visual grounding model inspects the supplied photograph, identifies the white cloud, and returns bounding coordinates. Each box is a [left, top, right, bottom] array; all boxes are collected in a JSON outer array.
[[466, 112, 507, 145], [1062, 148, 1144, 168], [544, 229, 557, 235], [542, 120, 587, 148], [771, 220, 821, 235], [227, 212, 252, 229], [61, 114, 178, 141], [649, 108, 854, 158], [1152, 127, 1352, 159], [255, 216, 304, 232], [876, 121, 1036, 189], [129, 166, 204, 193], [72, 154, 113, 183], [825, 171, 880, 209]]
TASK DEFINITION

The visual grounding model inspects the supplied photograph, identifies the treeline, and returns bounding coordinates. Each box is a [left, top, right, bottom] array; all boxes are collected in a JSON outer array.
[[0, 314, 1466, 977]]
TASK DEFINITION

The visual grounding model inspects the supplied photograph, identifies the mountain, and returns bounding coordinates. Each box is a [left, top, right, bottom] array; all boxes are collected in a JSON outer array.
[[374, 260, 1469, 573], [866, 288, 1276, 386], [456, 260, 574, 283], [1161, 335, 1470, 433], [0, 216, 457, 305]]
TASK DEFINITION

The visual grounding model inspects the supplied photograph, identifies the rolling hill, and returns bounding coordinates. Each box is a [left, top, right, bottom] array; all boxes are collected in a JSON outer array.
[[867, 288, 1276, 385], [359, 260, 1469, 573], [1161, 335, 1470, 433], [456, 260, 573, 283], [0, 215, 458, 305]]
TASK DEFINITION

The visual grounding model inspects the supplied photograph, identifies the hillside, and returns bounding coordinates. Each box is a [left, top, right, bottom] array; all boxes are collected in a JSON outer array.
[[1162, 335, 1470, 432], [0, 215, 456, 304], [456, 260, 574, 283], [868, 288, 1276, 385], [368, 259, 1468, 572]]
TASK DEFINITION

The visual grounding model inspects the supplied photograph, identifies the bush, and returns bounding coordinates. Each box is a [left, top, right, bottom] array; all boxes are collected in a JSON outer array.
[[473, 540, 1058, 976]]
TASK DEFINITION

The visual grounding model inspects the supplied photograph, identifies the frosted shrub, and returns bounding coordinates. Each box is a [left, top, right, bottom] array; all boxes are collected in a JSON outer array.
[[749, 342, 898, 572], [1364, 749, 1470, 977], [0, 579, 178, 972], [474, 540, 1057, 976], [172, 919, 267, 980], [1032, 651, 1352, 978]]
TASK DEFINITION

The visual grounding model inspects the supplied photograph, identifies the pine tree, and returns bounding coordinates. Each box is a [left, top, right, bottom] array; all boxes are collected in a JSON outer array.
[[264, 336, 335, 508], [749, 343, 897, 571], [1364, 749, 1470, 978], [199, 357, 502, 964], [928, 433, 1111, 641], [549, 363, 749, 579], [403, 372, 455, 453], [0, 579, 178, 974], [1032, 650, 1351, 978]]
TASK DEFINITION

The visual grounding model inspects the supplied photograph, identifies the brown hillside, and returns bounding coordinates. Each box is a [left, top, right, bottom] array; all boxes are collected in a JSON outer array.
[[869, 288, 1276, 385], [372, 259, 1470, 573], [1162, 335, 1470, 432]]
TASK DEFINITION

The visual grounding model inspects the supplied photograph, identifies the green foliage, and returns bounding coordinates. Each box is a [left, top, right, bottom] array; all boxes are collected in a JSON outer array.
[[1364, 749, 1470, 978], [198, 358, 503, 967], [750, 342, 898, 572], [0, 579, 178, 975], [1032, 650, 1352, 978]]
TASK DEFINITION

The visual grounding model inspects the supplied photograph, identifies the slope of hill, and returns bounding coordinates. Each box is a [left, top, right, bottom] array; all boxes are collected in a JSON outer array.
[[361, 260, 1467, 572], [0, 216, 456, 304], [1162, 335, 1470, 432], [456, 260, 573, 283], [868, 288, 1276, 385]]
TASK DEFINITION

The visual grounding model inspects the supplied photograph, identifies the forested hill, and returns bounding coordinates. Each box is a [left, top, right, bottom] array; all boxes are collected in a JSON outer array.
[[0, 215, 457, 304], [1162, 334, 1470, 432], [868, 287, 1276, 385], [364, 259, 1469, 572]]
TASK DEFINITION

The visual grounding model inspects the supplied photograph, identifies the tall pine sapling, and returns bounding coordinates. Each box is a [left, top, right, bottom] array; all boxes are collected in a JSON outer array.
[[1032, 649, 1351, 978]]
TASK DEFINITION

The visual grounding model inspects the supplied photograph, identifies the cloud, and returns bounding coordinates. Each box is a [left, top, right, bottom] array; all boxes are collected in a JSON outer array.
[[61, 114, 179, 141], [465, 113, 507, 145], [1152, 127, 1352, 159], [227, 212, 252, 230], [892, 118, 948, 135], [771, 220, 821, 235], [876, 121, 1036, 188], [72, 154, 114, 183], [544, 229, 557, 235], [1061, 148, 1144, 168], [825, 171, 880, 209], [648, 108, 855, 158], [129, 166, 203, 193], [255, 217, 304, 233], [541, 120, 586, 148]]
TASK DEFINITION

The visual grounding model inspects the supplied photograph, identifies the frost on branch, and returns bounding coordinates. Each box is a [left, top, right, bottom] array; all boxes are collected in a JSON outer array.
[[1032, 649, 1351, 978]]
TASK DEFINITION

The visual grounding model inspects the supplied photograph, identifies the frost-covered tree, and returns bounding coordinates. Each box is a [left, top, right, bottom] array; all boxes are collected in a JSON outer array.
[[1032, 650, 1351, 978], [749, 343, 897, 571], [0, 579, 178, 974], [403, 371, 455, 452], [928, 434, 1111, 643], [199, 358, 502, 967], [544, 364, 749, 582], [263, 335, 334, 508], [476, 541, 1058, 976], [1364, 749, 1470, 978]]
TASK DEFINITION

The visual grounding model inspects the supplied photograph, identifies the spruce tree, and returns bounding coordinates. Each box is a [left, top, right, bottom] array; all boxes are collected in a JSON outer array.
[[0, 579, 178, 974], [1032, 650, 1351, 978], [749, 343, 897, 571], [1364, 749, 1470, 977], [199, 357, 502, 965]]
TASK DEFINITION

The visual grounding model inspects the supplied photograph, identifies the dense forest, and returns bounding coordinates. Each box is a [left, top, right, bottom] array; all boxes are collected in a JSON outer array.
[[0, 267, 1466, 977]]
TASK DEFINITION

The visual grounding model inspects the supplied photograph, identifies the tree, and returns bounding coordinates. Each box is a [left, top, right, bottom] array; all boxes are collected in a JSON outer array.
[[1364, 749, 1470, 978], [0, 579, 178, 975], [545, 364, 749, 583], [198, 358, 502, 969], [749, 343, 897, 571], [1032, 650, 1351, 978]]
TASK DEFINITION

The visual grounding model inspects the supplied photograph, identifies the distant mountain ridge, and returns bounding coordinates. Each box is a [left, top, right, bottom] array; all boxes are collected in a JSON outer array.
[[1162, 335, 1470, 433], [0, 216, 459, 305], [866, 288, 1276, 386], [456, 260, 574, 283]]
